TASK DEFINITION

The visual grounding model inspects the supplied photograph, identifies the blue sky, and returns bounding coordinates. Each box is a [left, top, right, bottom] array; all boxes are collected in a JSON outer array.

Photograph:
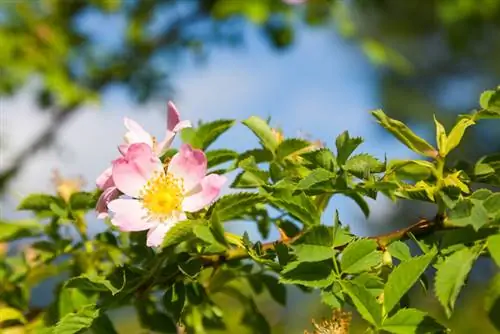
[[2, 17, 419, 241]]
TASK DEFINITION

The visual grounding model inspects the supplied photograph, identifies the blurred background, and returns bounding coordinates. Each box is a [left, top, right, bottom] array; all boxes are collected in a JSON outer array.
[[1, 0, 499, 333]]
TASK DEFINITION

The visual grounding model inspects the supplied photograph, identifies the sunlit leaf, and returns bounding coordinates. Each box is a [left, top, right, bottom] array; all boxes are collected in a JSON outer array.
[[372, 109, 437, 158], [435, 245, 481, 317], [384, 251, 436, 313]]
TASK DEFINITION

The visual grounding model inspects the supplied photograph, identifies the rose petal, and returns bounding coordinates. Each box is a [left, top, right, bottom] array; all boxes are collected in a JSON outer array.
[[156, 102, 191, 155], [146, 213, 186, 247], [108, 198, 156, 231], [172, 120, 192, 133], [96, 166, 113, 190], [112, 143, 163, 197], [96, 186, 120, 218], [123, 117, 153, 146], [168, 144, 207, 192], [182, 174, 227, 212]]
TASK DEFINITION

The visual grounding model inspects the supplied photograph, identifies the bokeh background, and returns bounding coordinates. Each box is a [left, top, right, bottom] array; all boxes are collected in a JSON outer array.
[[1, 0, 499, 333]]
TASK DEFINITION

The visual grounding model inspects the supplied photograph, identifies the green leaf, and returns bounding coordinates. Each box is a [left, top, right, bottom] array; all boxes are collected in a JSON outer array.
[[473, 154, 500, 186], [17, 193, 59, 211], [280, 260, 335, 288], [59, 285, 97, 318], [91, 314, 118, 334], [335, 131, 363, 164], [276, 138, 311, 161], [341, 281, 382, 326], [211, 192, 264, 222], [196, 119, 235, 149], [380, 308, 447, 334], [387, 160, 436, 181], [242, 116, 280, 152], [292, 225, 336, 262], [344, 153, 385, 178], [238, 148, 274, 164], [261, 274, 287, 306], [163, 282, 186, 322], [340, 239, 382, 274], [232, 170, 269, 188], [484, 193, 500, 216], [487, 234, 500, 267], [300, 148, 336, 171], [64, 272, 125, 295], [161, 219, 203, 248], [206, 149, 238, 169], [447, 198, 489, 230], [295, 168, 335, 191], [480, 90, 495, 109], [320, 283, 344, 309], [178, 258, 203, 278], [479, 88, 500, 113], [292, 244, 335, 263], [445, 118, 475, 155], [434, 115, 447, 156], [343, 192, 370, 218], [271, 198, 320, 226], [384, 252, 436, 313], [0, 219, 43, 242], [53, 305, 99, 334], [484, 274, 500, 331], [180, 127, 201, 148], [193, 224, 226, 252], [0, 306, 26, 324], [387, 241, 412, 261], [435, 245, 481, 317], [69, 192, 96, 210], [372, 109, 437, 158]]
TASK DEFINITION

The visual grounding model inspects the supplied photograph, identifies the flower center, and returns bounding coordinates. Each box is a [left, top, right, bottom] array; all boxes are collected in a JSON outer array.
[[141, 171, 184, 221]]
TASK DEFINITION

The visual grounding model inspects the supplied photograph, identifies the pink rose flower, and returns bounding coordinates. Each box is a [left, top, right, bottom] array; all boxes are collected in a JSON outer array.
[[107, 143, 226, 247], [95, 101, 191, 218]]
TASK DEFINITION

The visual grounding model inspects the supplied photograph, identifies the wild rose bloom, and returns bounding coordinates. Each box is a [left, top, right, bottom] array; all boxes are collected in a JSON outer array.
[[107, 143, 226, 247], [96, 102, 191, 218]]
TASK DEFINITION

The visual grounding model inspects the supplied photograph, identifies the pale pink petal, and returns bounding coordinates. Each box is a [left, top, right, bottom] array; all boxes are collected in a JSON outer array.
[[96, 186, 120, 218], [146, 213, 186, 247], [155, 102, 192, 155], [155, 131, 176, 156], [96, 166, 113, 190], [123, 117, 153, 147], [167, 144, 207, 192], [108, 198, 156, 231], [172, 120, 192, 133], [112, 143, 163, 197], [182, 174, 227, 212]]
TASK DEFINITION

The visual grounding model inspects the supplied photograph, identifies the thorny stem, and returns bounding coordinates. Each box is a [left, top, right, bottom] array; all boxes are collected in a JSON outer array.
[[200, 215, 446, 268]]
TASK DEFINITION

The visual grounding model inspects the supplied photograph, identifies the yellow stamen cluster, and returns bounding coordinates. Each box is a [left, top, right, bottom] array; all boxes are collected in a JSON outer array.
[[304, 310, 352, 334], [141, 171, 184, 221]]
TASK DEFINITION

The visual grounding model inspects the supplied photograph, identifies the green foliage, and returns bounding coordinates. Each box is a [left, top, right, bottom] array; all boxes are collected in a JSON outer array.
[[380, 308, 447, 334], [0, 219, 43, 241], [242, 116, 280, 152], [372, 109, 438, 157], [182, 119, 235, 150], [341, 281, 382, 326], [64, 272, 125, 295], [280, 260, 336, 288], [435, 245, 482, 317], [1, 88, 499, 333], [484, 274, 500, 331], [53, 305, 100, 334], [384, 251, 436, 313], [340, 239, 382, 274]]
